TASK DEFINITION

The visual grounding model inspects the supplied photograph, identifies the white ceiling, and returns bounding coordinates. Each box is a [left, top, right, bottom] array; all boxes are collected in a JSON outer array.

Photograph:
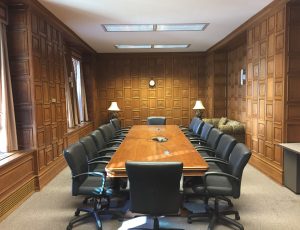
[[38, 0, 273, 53]]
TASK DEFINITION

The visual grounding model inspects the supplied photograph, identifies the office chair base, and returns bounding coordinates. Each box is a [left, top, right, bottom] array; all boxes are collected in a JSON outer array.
[[206, 198, 243, 230], [67, 207, 103, 230]]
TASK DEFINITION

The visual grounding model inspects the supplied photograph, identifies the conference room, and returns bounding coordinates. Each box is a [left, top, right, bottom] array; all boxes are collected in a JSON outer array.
[[1, 0, 300, 229]]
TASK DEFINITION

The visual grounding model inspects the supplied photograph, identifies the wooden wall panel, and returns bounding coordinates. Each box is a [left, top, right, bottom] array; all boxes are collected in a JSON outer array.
[[246, 4, 286, 184], [227, 44, 247, 123], [286, 2, 300, 144], [96, 54, 206, 127]]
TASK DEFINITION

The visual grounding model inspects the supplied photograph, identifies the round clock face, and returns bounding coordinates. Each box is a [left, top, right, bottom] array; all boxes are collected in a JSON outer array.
[[149, 80, 155, 87]]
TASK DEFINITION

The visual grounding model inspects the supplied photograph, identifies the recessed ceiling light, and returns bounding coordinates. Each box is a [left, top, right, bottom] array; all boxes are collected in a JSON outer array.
[[153, 44, 190, 48], [156, 23, 208, 31], [114, 44, 152, 49], [103, 24, 154, 32]]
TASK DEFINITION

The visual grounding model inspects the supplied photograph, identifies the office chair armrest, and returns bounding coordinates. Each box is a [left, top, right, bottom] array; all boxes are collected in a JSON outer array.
[[88, 160, 109, 165], [73, 172, 105, 179], [204, 172, 240, 184], [205, 158, 229, 165], [194, 146, 215, 152], [197, 149, 215, 157], [103, 146, 118, 150], [89, 156, 111, 162], [190, 139, 202, 144], [106, 140, 122, 145], [97, 148, 116, 155]]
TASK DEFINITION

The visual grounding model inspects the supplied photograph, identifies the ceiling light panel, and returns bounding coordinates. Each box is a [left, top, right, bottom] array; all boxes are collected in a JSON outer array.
[[114, 45, 152, 49], [103, 24, 154, 32], [154, 44, 190, 48], [156, 23, 208, 31]]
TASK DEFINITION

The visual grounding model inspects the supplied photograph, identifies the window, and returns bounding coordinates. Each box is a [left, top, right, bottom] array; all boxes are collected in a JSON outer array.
[[72, 57, 84, 122], [0, 22, 18, 152]]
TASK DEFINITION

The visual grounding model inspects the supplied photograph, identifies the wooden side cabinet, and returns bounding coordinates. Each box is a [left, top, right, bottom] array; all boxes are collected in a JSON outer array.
[[279, 143, 300, 194]]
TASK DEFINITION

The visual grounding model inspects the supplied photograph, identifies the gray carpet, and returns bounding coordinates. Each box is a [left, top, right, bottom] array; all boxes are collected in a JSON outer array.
[[1, 165, 300, 230]]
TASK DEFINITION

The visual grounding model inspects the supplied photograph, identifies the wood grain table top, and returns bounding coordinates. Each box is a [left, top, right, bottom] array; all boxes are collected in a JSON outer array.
[[105, 125, 208, 177]]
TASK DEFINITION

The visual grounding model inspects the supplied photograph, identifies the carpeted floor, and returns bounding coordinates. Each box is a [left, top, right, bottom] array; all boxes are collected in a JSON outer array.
[[1, 164, 300, 230]]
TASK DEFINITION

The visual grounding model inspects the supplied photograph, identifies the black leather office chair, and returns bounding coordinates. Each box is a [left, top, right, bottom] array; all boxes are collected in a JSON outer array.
[[90, 130, 118, 156], [64, 143, 113, 230], [98, 124, 123, 146], [183, 119, 204, 137], [188, 143, 251, 230], [79, 136, 111, 172], [147, 116, 166, 125], [193, 128, 223, 150], [126, 161, 183, 230], [188, 122, 213, 144], [110, 118, 130, 134], [195, 134, 237, 161], [180, 117, 200, 132]]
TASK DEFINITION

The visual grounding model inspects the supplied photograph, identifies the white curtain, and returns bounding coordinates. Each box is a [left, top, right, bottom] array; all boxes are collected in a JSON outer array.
[[0, 23, 18, 152], [64, 55, 75, 128], [72, 58, 88, 122]]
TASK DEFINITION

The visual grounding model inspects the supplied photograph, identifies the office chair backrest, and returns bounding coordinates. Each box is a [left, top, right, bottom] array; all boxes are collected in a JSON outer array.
[[110, 118, 121, 131], [147, 116, 166, 125], [228, 143, 251, 198], [126, 161, 183, 216], [90, 129, 106, 150], [79, 136, 99, 161], [215, 134, 237, 161], [206, 128, 224, 149], [107, 123, 118, 138], [189, 117, 200, 130], [200, 122, 213, 140], [99, 124, 112, 142], [192, 119, 204, 135], [63, 142, 89, 195]]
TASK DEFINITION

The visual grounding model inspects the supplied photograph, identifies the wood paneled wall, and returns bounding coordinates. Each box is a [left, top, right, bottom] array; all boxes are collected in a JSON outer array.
[[7, 0, 97, 188], [245, 3, 286, 184], [7, 3, 67, 188], [227, 44, 247, 123], [286, 1, 300, 142], [96, 53, 206, 127], [1, 0, 96, 219], [206, 52, 227, 118]]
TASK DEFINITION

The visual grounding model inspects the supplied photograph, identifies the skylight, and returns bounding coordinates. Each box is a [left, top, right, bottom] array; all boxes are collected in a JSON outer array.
[[103, 23, 208, 32]]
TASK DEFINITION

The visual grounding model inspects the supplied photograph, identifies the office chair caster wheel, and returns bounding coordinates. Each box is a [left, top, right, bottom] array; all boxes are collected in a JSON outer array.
[[75, 210, 80, 216], [66, 224, 72, 230], [235, 213, 240, 220], [187, 218, 192, 224]]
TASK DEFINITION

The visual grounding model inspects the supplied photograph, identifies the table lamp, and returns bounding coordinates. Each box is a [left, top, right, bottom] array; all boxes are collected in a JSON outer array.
[[108, 101, 120, 119], [193, 100, 205, 119]]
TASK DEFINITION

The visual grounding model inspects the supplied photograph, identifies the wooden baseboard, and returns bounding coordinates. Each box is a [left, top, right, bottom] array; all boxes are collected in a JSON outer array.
[[36, 155, 67, 190], [250, 154, 283, 185], [0, 178, 35, 222]]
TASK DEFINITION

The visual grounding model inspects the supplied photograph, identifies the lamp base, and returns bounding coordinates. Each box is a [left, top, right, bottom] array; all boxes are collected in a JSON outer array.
[[109, 112, 118, 120], [195, 110, 203, 119]]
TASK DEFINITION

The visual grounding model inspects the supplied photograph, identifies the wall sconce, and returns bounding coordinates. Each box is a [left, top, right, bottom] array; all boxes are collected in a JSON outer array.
[[108, 101, 120, 119], [193, 100, 205, 119], [240, 68, 246, 85]]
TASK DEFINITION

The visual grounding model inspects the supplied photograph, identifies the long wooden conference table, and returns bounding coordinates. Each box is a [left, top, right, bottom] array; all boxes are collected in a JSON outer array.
[[105, 125, 208, 177]]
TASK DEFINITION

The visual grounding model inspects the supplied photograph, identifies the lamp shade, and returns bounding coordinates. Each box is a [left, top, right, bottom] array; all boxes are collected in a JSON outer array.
[[108, 102, 120, 111], [193, 100, 205, 110]]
